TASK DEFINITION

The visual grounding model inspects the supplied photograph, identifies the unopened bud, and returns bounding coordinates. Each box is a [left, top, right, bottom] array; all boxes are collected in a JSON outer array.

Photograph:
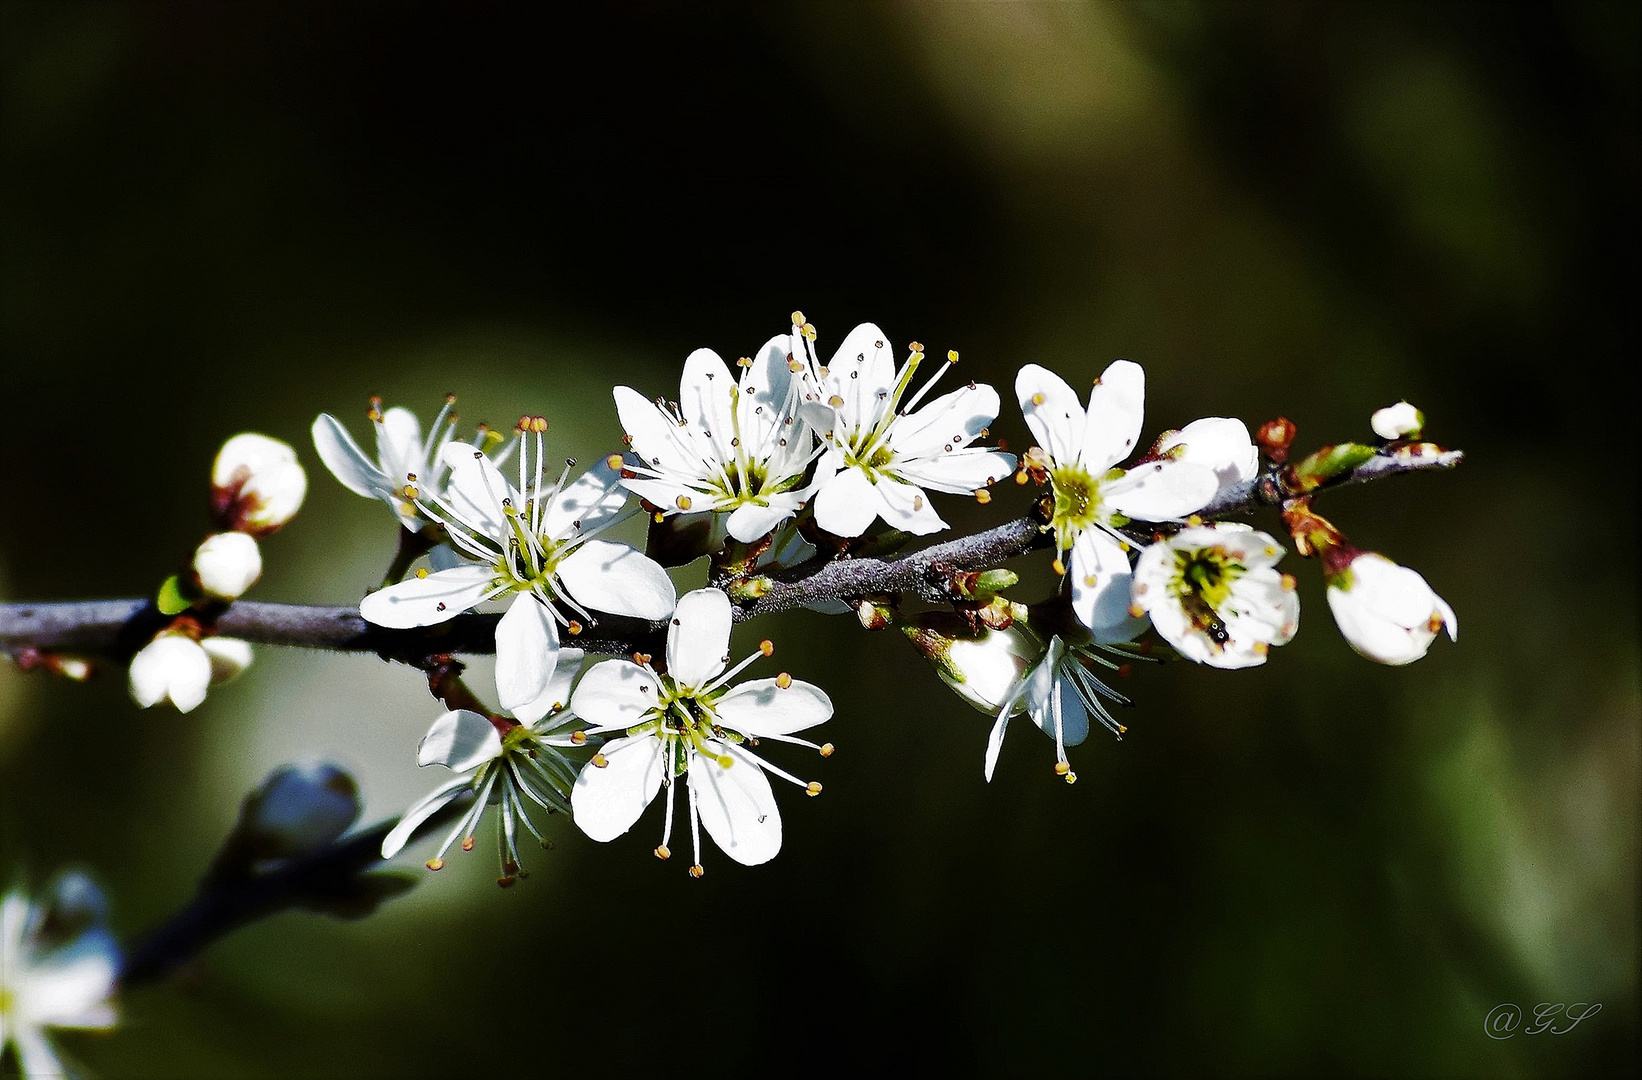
[[1370, 401, 1425, 441], [1326, 551, 1456, 666], [192, 532, 263, 600], [902, 613, 1041, 716], [240, 763, 362, 859], [201, 637, 254, 684], [212, 433, 307, 535], [128, 633, 212, 713]]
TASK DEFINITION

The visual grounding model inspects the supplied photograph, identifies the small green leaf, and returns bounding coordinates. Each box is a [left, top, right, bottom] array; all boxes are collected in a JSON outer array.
[[156, 575, 192, 615], [1292, 443, 1377, 492]]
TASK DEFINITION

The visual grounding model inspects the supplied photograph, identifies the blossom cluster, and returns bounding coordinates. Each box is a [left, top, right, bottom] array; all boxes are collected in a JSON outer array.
[[127, 433, 308, 713], [290, 313, 1453, 882]]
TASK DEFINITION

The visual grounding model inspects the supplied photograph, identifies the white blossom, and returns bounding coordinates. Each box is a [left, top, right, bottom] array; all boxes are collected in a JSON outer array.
[[191, 531, 262, 600], [212, 433, 306, 535], [360, 419, 675, 722], [0, 875, 119, 1080], [986, 628, 1141, 783], [614, 334, 821, 542], [571, 588, 832, 876], [1370, 401, 1424, 441], [1016, 361, 1230, 636], [201, 637, 253, 685], [1131, 523, 1299, 669], [312, 396, 478, 529], [797, 318, 1014, 537], [1326, 551, 1456, 665], [382, 649, 586, 884]]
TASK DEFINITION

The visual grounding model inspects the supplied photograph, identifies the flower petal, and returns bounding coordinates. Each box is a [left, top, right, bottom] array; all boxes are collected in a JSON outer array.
[[690, 743, 782, 866], [1078, 359, 1146, 471], [983, 709, 1012, 782], [128, 635, 212, 713], [22, 929, 118, 1028], [892, 448, 1016, 494], [418, 709, 502, 772], [613, 385, 698, 476], [555, 540, 677, 620], [540, 458, 631, 540], [711, 677, 832, 736], [891, 383, 1001, 459], [725, 499, 798, 543], [1030, 670, 1089, 748], [571, 735, 665, 842], [874, 476, 947, 535], [1016, 364, 1084, 464], [1105, 459, 1218, 521], [569, 660, 658, 729], [359, 564, 499, 629], [812, 466, 882, 538], [1070, 530, 1143, 638], [439, 441, 514, 542], [679, 348, 738, 466], [667, 588, 732, 690], [824, 323, 898, 429], [1155, 417, 1258, 495], [380, 777, 470, 858], [311, 413, 389, 499], [494, 597, 562, 723], [374, 406, 425, 485]]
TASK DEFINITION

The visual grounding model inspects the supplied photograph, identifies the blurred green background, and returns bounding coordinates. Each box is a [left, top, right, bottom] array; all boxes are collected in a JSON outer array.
[[2, 2, 1636, 1076]]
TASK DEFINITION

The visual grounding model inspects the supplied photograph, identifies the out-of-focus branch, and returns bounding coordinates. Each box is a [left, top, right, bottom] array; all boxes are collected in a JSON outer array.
[[118, 800, 468, 989]]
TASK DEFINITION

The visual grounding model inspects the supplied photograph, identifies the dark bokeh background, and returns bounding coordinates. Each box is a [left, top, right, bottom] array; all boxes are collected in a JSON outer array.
[[2, 3, 1637, 1077]]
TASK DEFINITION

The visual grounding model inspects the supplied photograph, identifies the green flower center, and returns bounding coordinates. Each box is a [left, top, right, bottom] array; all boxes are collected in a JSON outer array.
[[1049, 464, 1118, 550], [629, 677, 741, 777], [1170, 546, 1245, 644]]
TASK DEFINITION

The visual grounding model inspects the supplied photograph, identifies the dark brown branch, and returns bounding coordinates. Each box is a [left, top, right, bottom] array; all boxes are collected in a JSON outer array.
[[0, 444, 1462, 655]]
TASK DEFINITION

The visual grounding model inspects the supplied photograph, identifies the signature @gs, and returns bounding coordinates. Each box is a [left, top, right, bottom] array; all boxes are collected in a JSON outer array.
[[1484, 1002, 1602, 1040]]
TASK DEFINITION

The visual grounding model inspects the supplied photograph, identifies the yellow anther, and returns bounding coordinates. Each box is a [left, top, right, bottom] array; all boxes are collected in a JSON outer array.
[[606, 453, 624, 469], [461, 836, 475, 852], [591, 752, 608, 768], [689, 864, 705, 878], [1064, 771, 1078, 785], [1051, 557, 1067, 576], [1015, 471, 1029, 485], [909, 341, 924, 353], [975, 489, 992, 504], [1054, 761, 1071, 776], [717, 753, 734, 768], [819, 742, 835, 758], [828, 395, 845, 408], [567, 620, 583, 635], [496, 875, 518, 888], [570, 730, 587, 745], [426, 858, 445, 871], [947, 350, 960, 362], [654, 845, 671, 860], [789, 359, 804, 373], [802, 323, 816, 341], [759, 639, 774, 657], [737, 356, 752, 368], [806, 781, 823, 797], [654, 511, 666, 523], [1083, 575, 1097, 587], [1281, 574, 1297, 591], [1127, 603, 1145, 618], [791, 310, 805, 326], [415, 568, 429, 579], [1187, 514, 1203, 527], [1031, 393, 1046, 406], [1426, 614, 1444, 632], [776, 672, 792, 689], [676, 495, 692, 510]]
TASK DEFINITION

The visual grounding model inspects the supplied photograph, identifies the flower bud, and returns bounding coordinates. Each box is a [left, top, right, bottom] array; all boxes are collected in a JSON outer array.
[[239, 763, 362, 858], [1371, 401, 1424, 441], [128, 633, 212, 712], [902, 612, 1041, 715], [192, 532, 263, 600], [1326, 551, 1456, 665], [201, 636, 254, 684], [212, 433, 307, 535]]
